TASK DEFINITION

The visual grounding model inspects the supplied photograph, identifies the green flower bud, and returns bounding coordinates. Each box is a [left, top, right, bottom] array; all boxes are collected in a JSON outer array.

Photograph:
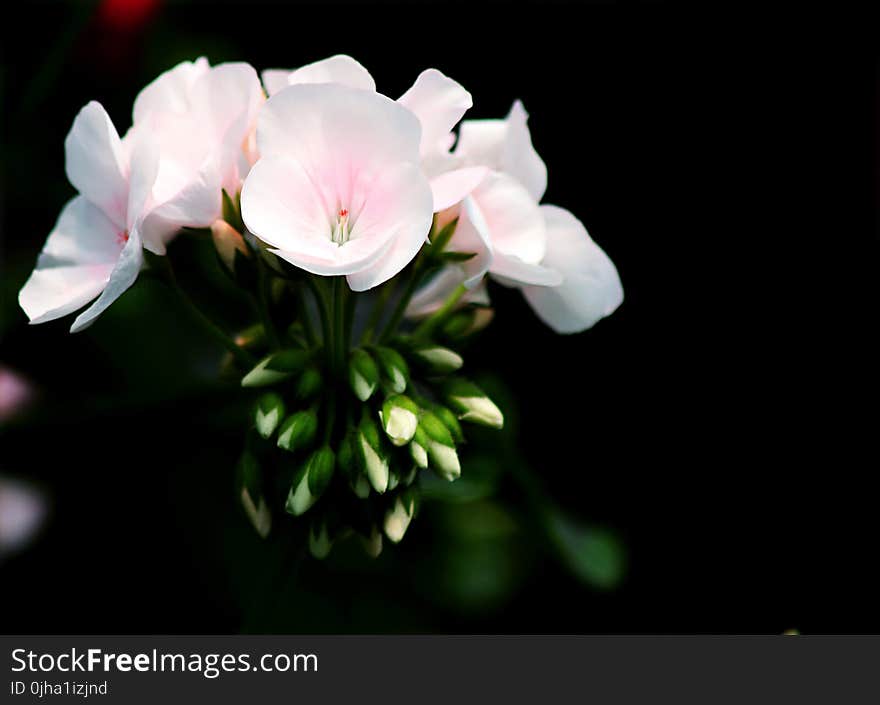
[[277, 409, 318, 453], [419, 411, 460, 481], [441, 307, 494, 340], [357, 414, 389, 494], [285, 446, 335, 516], [337, 433, 356, 478], [384, 495, 416, 543], [254, 392, 285, 439], [351, 474, 371, 498], [295, 366, 322, 401], [443, 378, 504, 429], [401, 465, 418, 486], [387, 470, 400, 491], [373, 346, 409, 394], [431, 404, 464, 443], [409, 426, 429, 469], [309, 520, 333, 559], [238, 450, 271, 539], [410, 345, 463, 374], [241, 349, 311, 388], [361, 525, 383, 558], [349, 348, 380, 401], [379, 394, 419, 446]]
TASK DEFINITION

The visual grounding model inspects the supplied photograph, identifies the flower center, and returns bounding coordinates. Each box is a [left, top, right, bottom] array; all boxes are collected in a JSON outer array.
[[331, 208, 350, 246], [116, 230, 129, 246]]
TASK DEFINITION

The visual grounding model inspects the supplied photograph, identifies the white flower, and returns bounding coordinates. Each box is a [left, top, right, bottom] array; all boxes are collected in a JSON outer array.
[[133, 58, 263, 254], [19, 102, 158, 332], [261, 54, 376, 96], [0, 477, 48, 557], [522, 206, 623, 333], [241, 83, 434, 290]]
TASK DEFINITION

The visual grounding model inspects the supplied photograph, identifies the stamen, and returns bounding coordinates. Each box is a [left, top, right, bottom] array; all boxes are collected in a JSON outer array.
[[116, 230, 129, 246], [332, 208, 350, 245]]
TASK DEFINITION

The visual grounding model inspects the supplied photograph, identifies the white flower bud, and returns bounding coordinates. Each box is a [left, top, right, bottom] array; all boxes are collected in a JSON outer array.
[[211, 219, 248, 273], [309, 521, 332, 559], [361, 525, 383, 558], [410, 345, 463, 374], [383, 496, 415, 543], [359, 432, 389, 493], [443, 378, 504, 429], [428, 441, 460, 481], [240, 486, 271, 539], [254, 392, 285, 439], [380, 395, 419, 446]]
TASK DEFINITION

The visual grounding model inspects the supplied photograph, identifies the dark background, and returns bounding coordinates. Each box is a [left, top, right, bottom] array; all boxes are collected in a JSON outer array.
[[1, 1, 878, 633]]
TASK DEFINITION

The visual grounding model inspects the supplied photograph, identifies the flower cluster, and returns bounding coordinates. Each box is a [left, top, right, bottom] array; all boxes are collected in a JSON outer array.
[[19, 55, 623, 557]]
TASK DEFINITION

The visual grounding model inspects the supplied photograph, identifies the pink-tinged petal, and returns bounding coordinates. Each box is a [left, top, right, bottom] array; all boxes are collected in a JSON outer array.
[[132, 57, 210, 122], [64, 102, 129, 228], [521, 205, 623, 333], [471, 172, 546, 264], [398, 69, 471, 156], [406, 267, 490, 318], [241, 155, 342, 257], [125, 128, 160, 232], [429, 166, 488, 212], [141, 160, 223, 254], [456, 100, 547, 201], [489, 251, 562, 287], [287, 55, 376, 91], [0, 478, 48, 555], [345, 162, 434, 291], [261, 69, 291, 97], [70, 226, 144, 332], [256, 83, 421, 167], [446, 197, 493, 287], [18, 196, 121, 325]]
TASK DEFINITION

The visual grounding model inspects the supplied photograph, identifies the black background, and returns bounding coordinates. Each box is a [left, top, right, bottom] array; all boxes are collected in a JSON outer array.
[[1, 1, 878, 633]]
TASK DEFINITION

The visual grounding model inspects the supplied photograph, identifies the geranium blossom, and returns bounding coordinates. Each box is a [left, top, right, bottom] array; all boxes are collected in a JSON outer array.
[[241, 82, 434, 291], [19, 102, 157, 332]]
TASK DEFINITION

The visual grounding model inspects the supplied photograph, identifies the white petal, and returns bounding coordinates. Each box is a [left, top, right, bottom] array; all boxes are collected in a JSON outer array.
[[133, 57, 210, 122], [456, 100, 547, 201], [345, 162, 434, 291], [398, 68, 471, 156], [406, 266, 490, 318], [64, 102, 129, 228], [429, 166, 488, 212], [70, 226, 144, 332], [256, 82, 421, 167], [470, 171, 546, 264], [521, 205, 623, 333], [261, 69, 292, 97], [287, 54, 376, 91], [490, 251, 562, 287], [125, 127, 160, 232], [18, 196, 122, 325], [448, 196, 494, 287]]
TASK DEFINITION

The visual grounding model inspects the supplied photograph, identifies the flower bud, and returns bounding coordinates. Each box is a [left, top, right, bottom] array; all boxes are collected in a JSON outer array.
[[409, 345, 463, 374], [285, 446, 335, 516], [384, 494, 416, 543], [254, 392, 285, 440], [309, 519, 333, 559], [241, 349, 311, 387], [373, 346, 409, 394], [357, 414, 389, 493], [410, 426, 429, 469], [238, 450, 270, 539], [351, 474, 371, 498], [441, 307, 494, 340], [348, 348, 379, 401], [379, 394, 419, 446], [431, 404, 464, 443], [211, 219, 249, 273], [419, 411, 460, 481], [295, 366, 322, 401], [277, 409, 318, 453], [361, 525, 383, 558], [443, 378, 504, 429]]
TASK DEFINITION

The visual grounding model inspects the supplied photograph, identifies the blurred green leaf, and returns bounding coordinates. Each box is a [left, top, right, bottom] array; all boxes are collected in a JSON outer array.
[[545, 512, 626, 590]]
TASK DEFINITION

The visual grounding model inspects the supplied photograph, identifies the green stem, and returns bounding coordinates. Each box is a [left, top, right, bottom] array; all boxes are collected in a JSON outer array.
[[412, 283, 467, 341], [155, 258, 257, 370], [296, 282, 317, 347], [255, 257, 282, 350], [378, 264, 425, 343], [360, 281, 395, 344], [331, 276, 348, 380], [305, 276, 331, 348]]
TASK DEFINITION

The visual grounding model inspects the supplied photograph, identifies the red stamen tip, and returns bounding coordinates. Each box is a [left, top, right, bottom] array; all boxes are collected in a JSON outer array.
[[116, 231, 129, 245], [339, 208, 349, 218]]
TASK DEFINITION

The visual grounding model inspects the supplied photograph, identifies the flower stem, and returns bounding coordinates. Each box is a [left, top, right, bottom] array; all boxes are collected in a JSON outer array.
[[360, 281, 394, 344], [154, 257, 257, 370], [378, 263, 425, 343], [254, 257, 282, 350], [331, 276, 348, 380], [412, 283, 467, 341], [305, 276, 331, 348]]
